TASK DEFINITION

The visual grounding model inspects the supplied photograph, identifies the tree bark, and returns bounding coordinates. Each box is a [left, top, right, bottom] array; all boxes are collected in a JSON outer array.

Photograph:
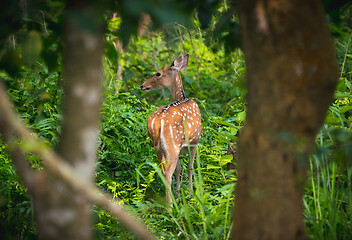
[[0, 81, 156, 240], [32, 1, 104, 239], [232, 1, 339, 239], [1, 1, 156, 239]]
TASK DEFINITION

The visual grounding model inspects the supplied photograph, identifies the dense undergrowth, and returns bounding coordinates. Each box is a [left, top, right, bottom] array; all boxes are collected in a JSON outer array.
[[1, 10, 352, 240]]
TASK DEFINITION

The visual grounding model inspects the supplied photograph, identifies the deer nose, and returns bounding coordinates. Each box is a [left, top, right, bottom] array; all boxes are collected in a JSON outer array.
[[141, 85, 150, 91]]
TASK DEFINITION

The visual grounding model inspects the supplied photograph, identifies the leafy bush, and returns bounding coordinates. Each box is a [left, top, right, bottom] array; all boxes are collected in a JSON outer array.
[[0, 6, 351, 239]]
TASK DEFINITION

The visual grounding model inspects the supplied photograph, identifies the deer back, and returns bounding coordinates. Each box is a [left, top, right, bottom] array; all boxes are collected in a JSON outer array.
[[147, 98, 201, 153]]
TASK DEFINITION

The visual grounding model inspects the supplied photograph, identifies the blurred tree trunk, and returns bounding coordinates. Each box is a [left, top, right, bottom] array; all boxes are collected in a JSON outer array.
[[232, 0, 339, 239], [31, 1, 103, 239]]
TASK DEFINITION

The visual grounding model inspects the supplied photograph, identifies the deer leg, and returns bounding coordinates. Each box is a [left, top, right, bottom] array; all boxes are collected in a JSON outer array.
[[155, 147, 172, 203], [175, 160, 182, 200], [164, 162, 177, 204], [188, 147, 197, 192], [175, 160, 181, 191], [163, 151, 179, 204]]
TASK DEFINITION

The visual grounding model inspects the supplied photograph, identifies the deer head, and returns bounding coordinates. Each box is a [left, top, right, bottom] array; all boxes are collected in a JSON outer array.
[[140, 54, 189, 101]]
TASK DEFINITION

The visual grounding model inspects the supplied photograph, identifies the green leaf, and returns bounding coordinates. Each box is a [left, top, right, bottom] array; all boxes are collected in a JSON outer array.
[[211, 119, 236, 128], [340, 105, 352, 114], [219, 155, 233, 165], [207, 165, 220, 170], [334, 92, 352, 98], [237, 111, 246, 122], [25, 87, 49, 104]]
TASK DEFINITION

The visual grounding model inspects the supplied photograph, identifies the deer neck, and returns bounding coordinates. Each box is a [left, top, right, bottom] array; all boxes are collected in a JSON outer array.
[[169, 72, 186, 102]]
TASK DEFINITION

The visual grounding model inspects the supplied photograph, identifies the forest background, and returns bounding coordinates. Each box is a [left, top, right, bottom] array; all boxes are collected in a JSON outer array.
[[0, 0, 351, 239]]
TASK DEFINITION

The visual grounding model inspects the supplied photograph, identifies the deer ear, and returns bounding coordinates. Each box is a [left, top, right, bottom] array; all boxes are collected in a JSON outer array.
[[180, 54, 189, 70], [171, 54, 189, 71]]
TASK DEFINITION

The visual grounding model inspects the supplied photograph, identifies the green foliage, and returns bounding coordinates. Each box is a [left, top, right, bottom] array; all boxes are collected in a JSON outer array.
[[0, 1, 351, 239], [93, 82, 240, 238], [305, 129, 352, 240], [0, 146, 36, 239], [304, 20, 352, 239]]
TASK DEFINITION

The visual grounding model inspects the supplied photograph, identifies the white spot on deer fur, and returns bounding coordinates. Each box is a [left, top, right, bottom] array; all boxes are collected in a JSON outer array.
[[151, 118, 156, 131], [160, 119, 168, 153], [188, 123, 191, 129], [169, 125, 178, 151]]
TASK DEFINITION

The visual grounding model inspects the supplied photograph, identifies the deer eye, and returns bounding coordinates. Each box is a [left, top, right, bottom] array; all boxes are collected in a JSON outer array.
[[156, 72, 161, 77]]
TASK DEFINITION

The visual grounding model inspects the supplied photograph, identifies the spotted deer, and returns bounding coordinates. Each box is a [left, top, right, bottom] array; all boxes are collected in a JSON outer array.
[[141, 54, 202, 204]]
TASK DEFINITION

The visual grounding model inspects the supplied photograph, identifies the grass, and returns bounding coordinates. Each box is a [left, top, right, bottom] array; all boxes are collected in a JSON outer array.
[[135, 147, 235, 239], [304, 129, 352, 239]]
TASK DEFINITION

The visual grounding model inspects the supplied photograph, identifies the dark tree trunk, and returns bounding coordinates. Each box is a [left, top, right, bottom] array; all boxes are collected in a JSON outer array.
[[232, 0, 339, 239], [32, 1, 104, 239]]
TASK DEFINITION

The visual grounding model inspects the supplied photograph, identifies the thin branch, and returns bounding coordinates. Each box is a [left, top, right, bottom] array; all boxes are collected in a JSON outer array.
[[151, 36, 165, 99], [164, 26, 173, 63], [176, 25, 186, 55], [187, 29, 200, 97], [0, 83, 37, 193], [110, 13, 123, 94], [339, 31, 352, 78], [0, 116, 36, 193], [115, 44, 123, 92], [0, 82, 156, 240], [151, 36, 158, 71], [176, 25, 187, 74]]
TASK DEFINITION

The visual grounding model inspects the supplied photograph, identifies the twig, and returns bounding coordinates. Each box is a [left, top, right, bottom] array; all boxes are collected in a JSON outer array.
[[164, 26, 173, 63], [150, 37, 158, 71], [109, 13, 123, 93], [151, 36, 165, 98], [0, 119, 36, 193], [339, 31, 352, 78], [0, 82, 156, 240], [176, 25, 186, 56], [187, 29, 200, 97], [176, 25, 187, 74], [115, 42, 123, 93]]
